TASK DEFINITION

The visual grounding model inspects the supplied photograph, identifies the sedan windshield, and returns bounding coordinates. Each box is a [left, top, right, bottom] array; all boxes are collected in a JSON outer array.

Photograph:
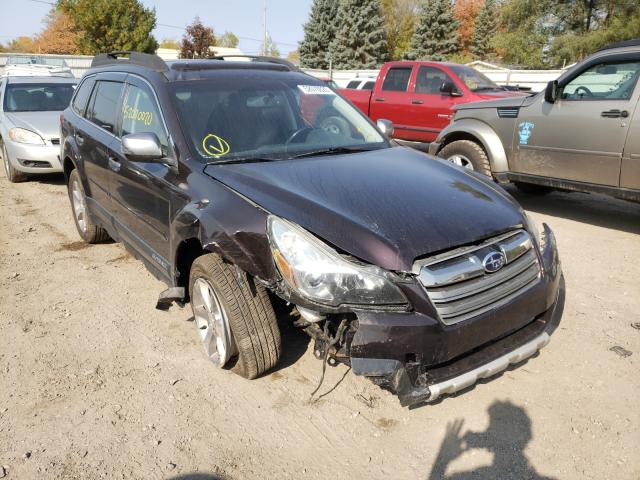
[[4, 83, 76, 112], [171, 74, 388, 163], [449, 65, 503, 92]]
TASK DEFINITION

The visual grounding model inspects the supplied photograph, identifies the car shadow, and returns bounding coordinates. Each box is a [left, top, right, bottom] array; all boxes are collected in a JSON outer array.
[[28, 172, 67, 186], [506, 185, 640, 234], [426, 400, 556, 480]]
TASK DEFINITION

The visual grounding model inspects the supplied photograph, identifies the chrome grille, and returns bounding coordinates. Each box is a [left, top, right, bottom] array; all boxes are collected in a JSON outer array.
[[415, 230, 540, 325]]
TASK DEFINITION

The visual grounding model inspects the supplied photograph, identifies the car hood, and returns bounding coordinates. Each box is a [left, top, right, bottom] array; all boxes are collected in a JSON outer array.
[[204, 147, 525, 272], [455, 95, 531, 111], [5, 112, 61, 140], [474, 90, 530, 100]]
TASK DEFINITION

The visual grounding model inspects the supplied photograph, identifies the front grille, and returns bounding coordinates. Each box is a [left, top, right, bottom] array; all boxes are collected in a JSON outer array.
[[497, 107, 520, 118], [415, 230, 540, 325]]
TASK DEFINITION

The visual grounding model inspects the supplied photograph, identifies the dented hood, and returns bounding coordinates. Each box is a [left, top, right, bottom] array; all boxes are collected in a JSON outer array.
[[204, 147, 524, 272]]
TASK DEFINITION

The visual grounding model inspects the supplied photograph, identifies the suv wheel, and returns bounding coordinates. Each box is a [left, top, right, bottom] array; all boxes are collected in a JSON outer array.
[[1, 139, 28, 183], [438, 140, 492, 177], [67, 169, 110, 243], [189, 253, 281, 379]]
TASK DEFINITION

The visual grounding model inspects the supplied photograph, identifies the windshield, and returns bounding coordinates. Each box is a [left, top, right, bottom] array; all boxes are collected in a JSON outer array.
[[449, 65, 502, 92], [171, 74, 388, 163], [7, 56, 68, 68], [3, 83, 76, 112]]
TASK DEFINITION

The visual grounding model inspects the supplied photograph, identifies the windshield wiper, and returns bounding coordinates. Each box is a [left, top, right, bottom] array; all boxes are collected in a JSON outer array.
[[207, 156, 282, 166], [290, 146, 375, 159]]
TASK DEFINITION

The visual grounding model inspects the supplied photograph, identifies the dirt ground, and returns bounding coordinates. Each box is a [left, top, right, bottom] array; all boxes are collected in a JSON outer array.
[[0, 170, 638, 480]]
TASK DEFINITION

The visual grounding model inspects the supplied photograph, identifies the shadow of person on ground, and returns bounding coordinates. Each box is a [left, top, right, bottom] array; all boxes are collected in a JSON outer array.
[[505, 185, 640, 234], [427, 401, 556, 480]]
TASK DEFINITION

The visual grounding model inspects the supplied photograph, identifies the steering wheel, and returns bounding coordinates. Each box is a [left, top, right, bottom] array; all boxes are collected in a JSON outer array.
[[285, 126, 314, 146], [574, 86, 593, 98]]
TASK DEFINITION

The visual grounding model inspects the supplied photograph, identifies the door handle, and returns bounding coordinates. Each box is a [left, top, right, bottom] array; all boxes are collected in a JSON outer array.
[[601, 109, 629, 118], [108, 156, 121, 172], [75, 133, 85, 146], [411, 99, 424, 105], [374, 97, 385, 102]]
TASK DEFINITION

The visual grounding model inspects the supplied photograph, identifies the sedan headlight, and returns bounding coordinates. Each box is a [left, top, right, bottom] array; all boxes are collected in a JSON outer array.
[[9, 128, 45, 145], [522, 212, 542, 248], [267, 216, 407, 307]]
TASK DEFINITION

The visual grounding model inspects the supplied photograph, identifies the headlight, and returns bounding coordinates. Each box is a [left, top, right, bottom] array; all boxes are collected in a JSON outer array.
[[267, 216, 407, 307], [9, 128, 45, 145], [522, 212, 541, 248]]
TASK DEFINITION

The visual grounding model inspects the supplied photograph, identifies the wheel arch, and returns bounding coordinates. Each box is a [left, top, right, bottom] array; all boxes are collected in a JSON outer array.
[[436, 119, 509, 173]]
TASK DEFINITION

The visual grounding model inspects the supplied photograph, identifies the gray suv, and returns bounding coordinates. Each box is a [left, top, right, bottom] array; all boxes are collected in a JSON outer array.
[[429, 40, 640, 202]]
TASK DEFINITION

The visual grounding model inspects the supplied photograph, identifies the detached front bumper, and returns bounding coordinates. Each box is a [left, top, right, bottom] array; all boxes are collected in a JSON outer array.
[[4, 140, 62, 173], [349, 225, 563, 407]]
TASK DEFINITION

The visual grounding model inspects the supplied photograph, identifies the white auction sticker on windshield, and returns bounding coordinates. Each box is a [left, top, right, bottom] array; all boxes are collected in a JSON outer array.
[[298, 85, 335, 95]]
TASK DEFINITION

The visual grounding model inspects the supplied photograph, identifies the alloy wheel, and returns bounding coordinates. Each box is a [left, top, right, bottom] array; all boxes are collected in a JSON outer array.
[[448, 154, 475, 171], [71, 179, 87, 233]]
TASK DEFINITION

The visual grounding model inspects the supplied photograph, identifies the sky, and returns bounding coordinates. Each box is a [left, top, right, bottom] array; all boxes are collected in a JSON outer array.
[[0, 0, 314, 56]]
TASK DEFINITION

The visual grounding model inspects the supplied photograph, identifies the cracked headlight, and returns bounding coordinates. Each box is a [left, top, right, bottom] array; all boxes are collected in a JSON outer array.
[[523, 212, 542, 249], [267, 216, 407, 307], [9, 128, 45, 145]]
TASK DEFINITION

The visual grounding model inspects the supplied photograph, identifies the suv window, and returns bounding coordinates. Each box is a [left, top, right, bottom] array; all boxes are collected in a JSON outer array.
[[363, 81, 375, 90], [562, 61, 640, 101], [87, 80, 124, 134], [72, 76, 96, 116], [121, 84, 169, 150], [382, 67, 412, 92], [346, 80, 360, 89], [415, 66, 453, 94]]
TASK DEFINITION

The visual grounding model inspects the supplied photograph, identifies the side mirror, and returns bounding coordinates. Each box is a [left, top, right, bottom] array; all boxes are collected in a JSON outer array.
[[440, 81, 462, 97], [122, 132, 164, 162], [544, 80, 559, 103], [376, 118, 394, 138]]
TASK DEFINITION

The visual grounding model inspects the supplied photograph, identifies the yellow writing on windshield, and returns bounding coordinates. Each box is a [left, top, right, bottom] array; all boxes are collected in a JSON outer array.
[[123, 104, 153, 126], [202, 133, 230, 157]]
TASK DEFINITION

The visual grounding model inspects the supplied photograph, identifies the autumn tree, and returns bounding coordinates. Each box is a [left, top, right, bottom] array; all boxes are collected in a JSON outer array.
[[287, 49, 301, 65], [381, 0, 418, 60], [218, 32, 239, 48], [6, 37, 38, 53], [180, 17, 216, 59], [454, 0, 484, 55], [406, 0, 459, 61], [159, 38, 180, 49], [331, 0, 388, 69], [35, 9, 81, 54]]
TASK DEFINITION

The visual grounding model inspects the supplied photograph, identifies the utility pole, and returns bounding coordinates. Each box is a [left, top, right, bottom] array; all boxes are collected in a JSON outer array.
[[262, 0, 267, 56]]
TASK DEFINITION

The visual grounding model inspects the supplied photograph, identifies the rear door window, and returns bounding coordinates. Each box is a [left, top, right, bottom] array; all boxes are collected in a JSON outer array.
[[381, 67, 412, 92], [87, 80, 124, 134], [72, 76, 96, 116]]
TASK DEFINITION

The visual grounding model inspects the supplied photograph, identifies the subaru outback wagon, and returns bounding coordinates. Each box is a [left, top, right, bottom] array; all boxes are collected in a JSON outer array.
[[60, 52, 563, 406]]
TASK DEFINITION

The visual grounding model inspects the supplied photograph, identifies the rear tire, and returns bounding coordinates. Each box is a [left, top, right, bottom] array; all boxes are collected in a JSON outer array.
[[1, 139, 28, 183], [67, 169, 110, 243], [438, 140, 492, 177], [189, 254, 281, 379], [514, 182, 553, 195]]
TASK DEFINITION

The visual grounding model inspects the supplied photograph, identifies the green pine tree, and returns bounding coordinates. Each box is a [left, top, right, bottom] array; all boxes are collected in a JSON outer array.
[[470, 0, 497, 59], [406, 0, 460, 61], [331, 0, 388, 69], [299, 0, 340, 69]]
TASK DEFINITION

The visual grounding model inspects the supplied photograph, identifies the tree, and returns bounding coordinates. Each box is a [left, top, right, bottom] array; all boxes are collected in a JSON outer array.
[[159, 38, 180, 49], [262, 33, 280, 57], [454, 0, 484, 55], [406, 0, 460, 61], [6, 36, 38, 53], [299, 0, 339, 69], [60, 0, 158, 54], [331, 0, 388, 69], [381, 0, 418, 60], [470, 0, 496, 59], [180, 17, 215, 59], [218, 32, 239, 48], [35, 9, 82, 54], [287, 49, 301, 65]]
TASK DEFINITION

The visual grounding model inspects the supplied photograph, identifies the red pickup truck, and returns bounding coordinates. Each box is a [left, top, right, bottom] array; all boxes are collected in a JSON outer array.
[[340, 61, 526, 143]]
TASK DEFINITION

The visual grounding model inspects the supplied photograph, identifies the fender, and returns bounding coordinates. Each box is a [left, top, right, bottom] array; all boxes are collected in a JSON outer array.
[[434, 119, 510, 174]]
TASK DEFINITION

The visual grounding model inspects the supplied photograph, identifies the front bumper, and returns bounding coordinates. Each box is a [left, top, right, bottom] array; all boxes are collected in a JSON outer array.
[[4, 139, 62, 173], [349, 225, 563, 407], [427, 141, 441, 156]]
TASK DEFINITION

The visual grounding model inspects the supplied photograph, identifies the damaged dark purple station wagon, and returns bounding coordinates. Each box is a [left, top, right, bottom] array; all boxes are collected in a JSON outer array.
[[61, 53, 564, 407]]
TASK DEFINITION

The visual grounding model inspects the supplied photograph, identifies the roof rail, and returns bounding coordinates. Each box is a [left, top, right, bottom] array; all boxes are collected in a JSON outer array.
[[91, 51, 168, 72], [208, 55, 300, 71]]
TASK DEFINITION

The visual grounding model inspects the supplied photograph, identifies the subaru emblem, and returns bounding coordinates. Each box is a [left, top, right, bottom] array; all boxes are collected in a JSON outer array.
[[483, 251, 506, 273]]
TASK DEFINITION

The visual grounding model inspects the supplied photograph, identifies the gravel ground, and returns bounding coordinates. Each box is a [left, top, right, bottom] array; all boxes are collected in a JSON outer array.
[[0, 170, 638, 480]]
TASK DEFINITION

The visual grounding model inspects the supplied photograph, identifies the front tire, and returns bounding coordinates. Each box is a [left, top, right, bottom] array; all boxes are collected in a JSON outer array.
[[67, 169, 110, 243], [189, 254, 281, 379], [438, 140, 492, 177], [1, 139, 28, 183]]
